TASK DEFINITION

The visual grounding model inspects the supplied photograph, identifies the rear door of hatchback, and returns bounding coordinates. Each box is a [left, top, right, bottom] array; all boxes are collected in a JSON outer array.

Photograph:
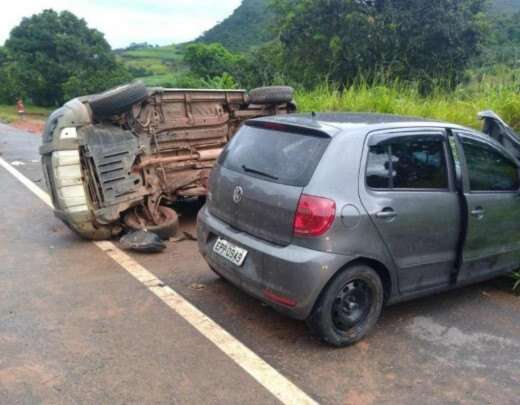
[[359, 128, 461, 294]]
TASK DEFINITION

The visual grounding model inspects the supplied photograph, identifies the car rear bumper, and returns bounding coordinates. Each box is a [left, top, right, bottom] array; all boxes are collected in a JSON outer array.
[[197, 205, 352, 320]]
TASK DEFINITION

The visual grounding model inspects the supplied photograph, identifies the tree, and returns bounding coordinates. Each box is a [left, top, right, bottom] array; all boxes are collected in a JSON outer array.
[[273, 0, 486, 90], [0, 47, 7, 66], [0, 47, 20, 103], [239, 41, 289, 89], [380, 0, 487, 88], [183, 41, 283, 89], [274, 0, 381, 87], [479, 11, 520, 67], [184, 43, 242, 79], [4, 9, 131, 106]]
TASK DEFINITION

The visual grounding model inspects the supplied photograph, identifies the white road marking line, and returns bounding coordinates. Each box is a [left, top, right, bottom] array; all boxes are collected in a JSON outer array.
[[0, 156, 318, 405], [0, 157, 53, 207]]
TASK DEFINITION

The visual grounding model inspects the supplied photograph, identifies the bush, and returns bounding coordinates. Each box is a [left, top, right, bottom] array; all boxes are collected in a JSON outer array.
[[62, 65, 131, 101], [140, 71, 238, 90], [201, 73, 238, 89], [184, 43, 241, 80], [127, 65, 154, 78]]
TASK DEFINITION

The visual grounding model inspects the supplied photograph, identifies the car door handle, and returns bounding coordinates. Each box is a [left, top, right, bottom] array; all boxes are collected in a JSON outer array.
[[376, 209, 397, 219], [470, 207, 485, 218]]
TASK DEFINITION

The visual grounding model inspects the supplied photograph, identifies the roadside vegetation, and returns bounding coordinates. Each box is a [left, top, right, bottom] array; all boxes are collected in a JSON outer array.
[[512, 271, 520, 293], [296, 70, 520, 131], [0, 104, 51, 123]]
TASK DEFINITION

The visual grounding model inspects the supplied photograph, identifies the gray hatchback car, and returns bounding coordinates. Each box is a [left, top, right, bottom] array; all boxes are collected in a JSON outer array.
[[197, 112, 520, 346]]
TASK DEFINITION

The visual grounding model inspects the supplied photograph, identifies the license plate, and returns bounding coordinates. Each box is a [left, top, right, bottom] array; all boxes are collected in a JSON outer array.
[[213, 237, 248, 267]]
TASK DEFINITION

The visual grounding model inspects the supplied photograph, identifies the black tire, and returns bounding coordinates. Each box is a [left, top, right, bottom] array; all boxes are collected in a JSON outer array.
[[89, 81, 148, 118], [248, 86, 294, 105], [307, 265, 384, 347], [123, 206, 179, 240]]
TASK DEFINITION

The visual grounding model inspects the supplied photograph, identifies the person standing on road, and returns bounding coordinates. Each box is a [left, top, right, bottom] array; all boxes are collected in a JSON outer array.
[[16, 99, 25, 120]]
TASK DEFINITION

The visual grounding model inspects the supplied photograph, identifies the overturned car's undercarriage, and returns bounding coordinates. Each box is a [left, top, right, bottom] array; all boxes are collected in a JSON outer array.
[[40, 82, 296, 240]]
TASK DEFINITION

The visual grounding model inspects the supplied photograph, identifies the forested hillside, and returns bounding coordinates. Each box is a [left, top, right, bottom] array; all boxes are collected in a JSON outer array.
[[197, 0, 520, 51], [196, 0, 275, 51]]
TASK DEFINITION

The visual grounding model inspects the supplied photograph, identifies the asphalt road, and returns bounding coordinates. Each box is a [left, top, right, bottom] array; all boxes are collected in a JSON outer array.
[[1, 123, 519, 404]]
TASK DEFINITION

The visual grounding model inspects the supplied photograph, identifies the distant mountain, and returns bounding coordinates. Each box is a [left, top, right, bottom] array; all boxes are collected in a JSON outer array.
[[196, 0, 275, 52]]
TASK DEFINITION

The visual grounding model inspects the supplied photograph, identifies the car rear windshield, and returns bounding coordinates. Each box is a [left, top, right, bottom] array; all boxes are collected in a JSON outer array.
[[218, 124, 330, 187]]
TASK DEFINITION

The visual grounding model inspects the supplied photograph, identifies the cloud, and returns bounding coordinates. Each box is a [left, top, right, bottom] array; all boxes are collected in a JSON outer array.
[[0, 0, 242, 48]]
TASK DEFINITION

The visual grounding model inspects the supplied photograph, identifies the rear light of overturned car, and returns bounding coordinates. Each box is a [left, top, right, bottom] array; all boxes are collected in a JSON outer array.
[[293, 194, 336, 237]]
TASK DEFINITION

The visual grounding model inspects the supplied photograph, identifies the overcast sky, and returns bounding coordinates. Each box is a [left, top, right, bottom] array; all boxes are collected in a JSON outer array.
[[0, 0, 243, 49]]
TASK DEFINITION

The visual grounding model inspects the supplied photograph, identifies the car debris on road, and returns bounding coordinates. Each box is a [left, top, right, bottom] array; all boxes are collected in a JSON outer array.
[[119, 230, 166, 253]]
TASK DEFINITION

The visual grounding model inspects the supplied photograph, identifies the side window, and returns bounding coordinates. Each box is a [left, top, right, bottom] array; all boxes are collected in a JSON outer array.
[[461, 137, 519, 192], [390, 137, 448, 189], [367, 135, 448, 190], [367, 144, 392, 188]]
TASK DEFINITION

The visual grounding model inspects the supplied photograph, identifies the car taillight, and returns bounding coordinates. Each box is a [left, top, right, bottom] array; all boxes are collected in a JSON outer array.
[[263, 289, 297, 307], [293, 194, 336, 237]]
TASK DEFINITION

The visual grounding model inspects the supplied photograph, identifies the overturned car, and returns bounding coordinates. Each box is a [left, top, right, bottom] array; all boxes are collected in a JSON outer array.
[[40, 82, 296, 240]]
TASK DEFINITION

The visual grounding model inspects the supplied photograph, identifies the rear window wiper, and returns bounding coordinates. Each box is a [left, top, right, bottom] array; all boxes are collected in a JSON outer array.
[[241, 165, 279, 180]]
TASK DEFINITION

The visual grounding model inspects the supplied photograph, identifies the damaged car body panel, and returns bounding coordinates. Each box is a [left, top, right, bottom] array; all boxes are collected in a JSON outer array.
[[479, 110, 520, 160], [40, 83, 296, 240]]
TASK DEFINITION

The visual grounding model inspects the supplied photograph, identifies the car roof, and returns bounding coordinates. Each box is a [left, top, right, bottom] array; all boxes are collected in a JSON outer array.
[[253, 112, 472, 136]]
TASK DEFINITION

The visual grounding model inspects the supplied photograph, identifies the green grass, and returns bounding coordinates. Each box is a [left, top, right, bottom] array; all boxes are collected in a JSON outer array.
[[117, 44, 187, 78], [0, 104, 51, 123], [511, 270, 520, 293], [120, 58, 171, 75], [296, 74, 520, 131], [120, 45, 184, 62]]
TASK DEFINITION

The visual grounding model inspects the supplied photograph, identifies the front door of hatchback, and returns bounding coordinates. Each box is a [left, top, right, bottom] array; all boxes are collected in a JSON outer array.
[[456, 132, 520, 280], [360, 129, 460, 294]]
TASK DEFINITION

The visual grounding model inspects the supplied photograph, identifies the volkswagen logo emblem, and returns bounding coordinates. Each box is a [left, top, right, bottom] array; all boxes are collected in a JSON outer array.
[[232, 186, 243, 204]]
